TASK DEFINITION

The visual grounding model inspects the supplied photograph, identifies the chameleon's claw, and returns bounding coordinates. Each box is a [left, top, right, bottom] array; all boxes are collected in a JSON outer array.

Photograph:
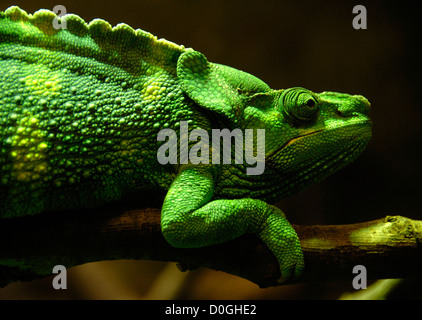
[[277, 258, 305, 284]]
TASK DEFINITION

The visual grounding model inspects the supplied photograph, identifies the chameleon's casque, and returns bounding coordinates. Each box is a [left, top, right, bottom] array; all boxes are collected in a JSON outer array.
[[0, 6, 371, 281]]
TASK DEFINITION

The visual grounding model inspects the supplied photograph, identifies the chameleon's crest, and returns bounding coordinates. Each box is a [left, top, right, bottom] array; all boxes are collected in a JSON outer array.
[[0, 6, 186, 74]]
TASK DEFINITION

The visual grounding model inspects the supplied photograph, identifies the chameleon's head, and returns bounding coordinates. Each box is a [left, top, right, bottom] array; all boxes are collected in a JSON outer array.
[[176, 50, 371, 195], [265, 87, 372, 194]]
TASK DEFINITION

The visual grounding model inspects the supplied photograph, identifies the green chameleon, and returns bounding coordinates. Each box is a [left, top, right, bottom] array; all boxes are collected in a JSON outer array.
[[0, 6, 371, 282]]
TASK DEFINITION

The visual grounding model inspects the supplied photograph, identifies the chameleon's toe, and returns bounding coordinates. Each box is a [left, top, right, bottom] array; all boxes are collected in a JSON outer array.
[[277, 249, 305, 284]]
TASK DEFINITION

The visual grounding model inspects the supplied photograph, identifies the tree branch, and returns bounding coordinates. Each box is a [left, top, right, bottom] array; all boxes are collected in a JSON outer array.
[[1, 205, 421, 288]]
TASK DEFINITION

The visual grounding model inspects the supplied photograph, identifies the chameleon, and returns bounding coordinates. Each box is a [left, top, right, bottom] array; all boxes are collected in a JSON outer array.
[[0, 6, 371, 282]]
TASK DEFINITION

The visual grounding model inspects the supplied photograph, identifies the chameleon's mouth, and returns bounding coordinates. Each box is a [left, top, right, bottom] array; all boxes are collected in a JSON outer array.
[[267, 119, 372, 170], [288, 117, 372, 147], [261, 119, 371, 200], [282, 129, 325, 149], [266, 128, 324, 161]]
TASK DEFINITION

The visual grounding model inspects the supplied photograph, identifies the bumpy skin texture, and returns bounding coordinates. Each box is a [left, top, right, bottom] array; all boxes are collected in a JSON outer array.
[[0, 7, 372, 281]]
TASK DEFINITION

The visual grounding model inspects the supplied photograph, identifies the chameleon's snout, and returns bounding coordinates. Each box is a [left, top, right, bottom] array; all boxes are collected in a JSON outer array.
[[350, 94, 371, 115], [319, 91, 371, 118]]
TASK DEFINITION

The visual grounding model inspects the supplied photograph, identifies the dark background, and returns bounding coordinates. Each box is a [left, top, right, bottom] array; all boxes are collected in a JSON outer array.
[[0, 0, 420, 299]]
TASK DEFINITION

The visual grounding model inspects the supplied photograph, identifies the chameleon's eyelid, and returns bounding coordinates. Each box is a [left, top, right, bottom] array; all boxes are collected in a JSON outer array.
[[279, 88, 320, 123]]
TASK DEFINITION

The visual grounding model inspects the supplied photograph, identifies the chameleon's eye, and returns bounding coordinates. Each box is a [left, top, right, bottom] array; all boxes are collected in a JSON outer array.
[[305, 98, 316, 108], [279, 87, 320, 123]]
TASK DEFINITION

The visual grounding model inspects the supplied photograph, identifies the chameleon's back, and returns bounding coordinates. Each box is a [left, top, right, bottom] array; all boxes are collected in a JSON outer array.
[[0, 7, 190, 218]]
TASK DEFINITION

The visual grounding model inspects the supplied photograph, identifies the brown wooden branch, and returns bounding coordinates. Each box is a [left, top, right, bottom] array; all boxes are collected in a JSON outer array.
[[0, 205, 421, 288]]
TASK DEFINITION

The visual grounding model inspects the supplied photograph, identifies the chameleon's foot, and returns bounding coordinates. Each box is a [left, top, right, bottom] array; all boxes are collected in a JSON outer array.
[[161, 168, 305, 283], [258, 206, 304, 283]]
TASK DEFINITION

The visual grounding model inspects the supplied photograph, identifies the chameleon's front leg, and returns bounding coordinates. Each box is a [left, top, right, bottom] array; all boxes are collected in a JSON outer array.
[[161, 165, 304, 282]]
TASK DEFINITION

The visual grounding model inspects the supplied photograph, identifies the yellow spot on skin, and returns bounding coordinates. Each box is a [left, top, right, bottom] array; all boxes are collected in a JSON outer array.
[[22, 64, 62, 96], [10, 114, 48, 183], [18, 139, 28, 147], [146, 85, 157, 95], [38, 142, 48, 150], [30, 117, 38, 125], [35, 164, 46, 173], [17, 172, 30, 182], [143, 85, 165, 101]]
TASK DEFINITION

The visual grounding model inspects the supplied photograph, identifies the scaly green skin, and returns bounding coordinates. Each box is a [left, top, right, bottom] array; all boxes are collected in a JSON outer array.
[[0, 7, 371, 281]]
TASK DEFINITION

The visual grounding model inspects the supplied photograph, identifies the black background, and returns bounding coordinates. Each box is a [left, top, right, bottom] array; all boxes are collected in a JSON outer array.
[[0, 0, 420, 299]]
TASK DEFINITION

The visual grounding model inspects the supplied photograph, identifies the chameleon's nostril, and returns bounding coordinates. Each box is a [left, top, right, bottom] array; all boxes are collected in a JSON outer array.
[[353, 95, 371, 115], [337, 95, 371, 117], [335, 109, 344, 117]]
